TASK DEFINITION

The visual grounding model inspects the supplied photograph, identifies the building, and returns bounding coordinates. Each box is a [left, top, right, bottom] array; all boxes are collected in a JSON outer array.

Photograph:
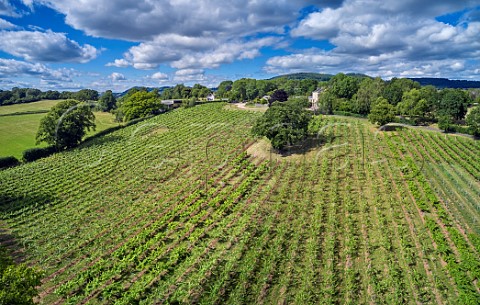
[[309, 88, 323, 110], [161, 99, 182, 109], [206, 93, 215, 101]]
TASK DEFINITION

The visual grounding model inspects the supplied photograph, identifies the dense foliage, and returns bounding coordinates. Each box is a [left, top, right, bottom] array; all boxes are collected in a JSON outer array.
[[98, 90, 117, 112], [117, 89, 165, 122], [368, 98, 395, 126], [160, 84, 211, 100], [0, 88, 99, 106], [0, 247, 42, 305], [252, 101, 311, 150], [466, 106, 480, 136], [0, 156, 19, 169], [203, 74, 475, 132], [269, 89, 288, 105], [36, 99, 96, 149], [22, 146, 56, 162]]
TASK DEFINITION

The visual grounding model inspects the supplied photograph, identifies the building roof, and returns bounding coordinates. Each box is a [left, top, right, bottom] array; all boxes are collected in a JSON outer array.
[[161, 99, 182, 105]]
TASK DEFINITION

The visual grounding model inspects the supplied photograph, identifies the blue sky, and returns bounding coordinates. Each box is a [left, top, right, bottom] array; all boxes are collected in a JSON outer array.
[[0, 0, 479, 92]]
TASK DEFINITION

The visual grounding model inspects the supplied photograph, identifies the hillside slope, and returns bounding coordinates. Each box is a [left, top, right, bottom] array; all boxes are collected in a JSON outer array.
[[0, 103, 479, 304]]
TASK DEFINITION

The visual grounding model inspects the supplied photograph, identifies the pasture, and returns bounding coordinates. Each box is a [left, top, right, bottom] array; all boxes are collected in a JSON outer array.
[[0, 100, 118, 158]]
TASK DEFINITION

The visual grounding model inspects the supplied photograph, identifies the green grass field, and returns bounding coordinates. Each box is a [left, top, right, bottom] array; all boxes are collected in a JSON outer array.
[[0, 100, 118, 158], [0, 99, 60, 115], [0, 103, 479, 304]]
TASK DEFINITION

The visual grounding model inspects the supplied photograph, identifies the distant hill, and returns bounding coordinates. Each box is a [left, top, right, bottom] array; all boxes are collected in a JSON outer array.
[[270, 72, 370, 81], [271, 73, 480, 89], [114, 86, 172, 98], [269, 73, 333, 81], [408, 78, 480, 89]]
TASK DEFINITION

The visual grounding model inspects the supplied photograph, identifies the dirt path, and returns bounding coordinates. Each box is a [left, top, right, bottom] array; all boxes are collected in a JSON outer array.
[[230, 103, 268, 112]]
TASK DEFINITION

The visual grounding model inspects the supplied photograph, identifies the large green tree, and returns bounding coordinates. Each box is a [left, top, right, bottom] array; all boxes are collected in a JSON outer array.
[[98, 90, 117, 112], [436, 88, 470, 120], [318, 90, 336, 114], [396, 88, 430, 119], [36, 99, 96, 149], [329, 73, 360, 100], [215, 80, 233, 98], [269, 89, 288, 105], [383, 78, 420, 105], [368, 97, 396, 126], [74, 89, 99, 101], [437, 114, 455, 132], [190, 84, 211, 99], [252, 102, 311, 150], [353, 77, 385, 115], [466, 106, 480, 136], [120, 90, 165, 121]]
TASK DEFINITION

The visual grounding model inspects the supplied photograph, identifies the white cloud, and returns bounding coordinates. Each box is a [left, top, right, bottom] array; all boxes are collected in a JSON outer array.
[[291, 8, 342, 40], [151, 72, 168, 80], [122, 34, 216, 70], [0, 18, 15, 29], [110, 34, 280, 71], [0, 30, 99, 63], [0, 58, 74, 81], [0, 0, 21, 17], [36, 0, 321, 72], [266, 50, 345, 72], [174, 37, 280, 69], [40, 0, 319, 41], [21, 0, 34, 10], [265, 0, 480, 79], [106, 58, 130, 68], [109, 72, 126, 81], [173, 69, 206, 82]]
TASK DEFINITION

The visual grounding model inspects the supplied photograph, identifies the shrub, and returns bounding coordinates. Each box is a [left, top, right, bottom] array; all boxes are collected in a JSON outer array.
[[23, 146, 56, 162], [333, 111, 366, 118], [0, 156, 20, 169], [368, 97, 395, 126], [437, 114, 455, 132], [0, 246, 42, 305]]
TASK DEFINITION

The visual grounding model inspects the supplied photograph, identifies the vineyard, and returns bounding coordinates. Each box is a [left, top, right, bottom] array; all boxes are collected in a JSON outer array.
[[0, 103, 479, 304]]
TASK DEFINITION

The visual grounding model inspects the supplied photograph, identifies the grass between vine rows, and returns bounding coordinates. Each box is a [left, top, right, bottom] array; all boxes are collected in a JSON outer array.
[[0, 103, 479, 304]]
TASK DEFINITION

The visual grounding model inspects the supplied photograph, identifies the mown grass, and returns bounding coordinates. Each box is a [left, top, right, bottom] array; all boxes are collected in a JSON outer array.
[[0, 99, 60, 115], [0, 100, 118, 158]]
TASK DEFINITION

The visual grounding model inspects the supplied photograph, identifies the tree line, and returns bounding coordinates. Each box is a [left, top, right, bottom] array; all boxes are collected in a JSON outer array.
[[0, 88, 99, 105], [250, 73, 480, 151]]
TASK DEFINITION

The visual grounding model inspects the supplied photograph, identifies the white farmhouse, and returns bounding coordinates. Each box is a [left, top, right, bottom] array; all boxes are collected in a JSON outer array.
[[206, 93, 215, 101], [308, 88, 323, 110]]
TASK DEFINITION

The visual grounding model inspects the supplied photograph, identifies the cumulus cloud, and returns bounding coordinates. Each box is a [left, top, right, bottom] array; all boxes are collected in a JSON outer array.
[[0, 58, 74, 81], [0, 0, 21, 17], [173, 69, 206, 82], [40, 0, 320, 41], [111, 33, 280, 71], [266, 0, 480, 79], [0, 30, 99, 63], [122, 34, 217, 69], [171, 37, 280, 70], [109, 72, 126, 81], [0, 18, 15, 29], [106, 58, 130, 68], [151, 72, 168, 80]]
